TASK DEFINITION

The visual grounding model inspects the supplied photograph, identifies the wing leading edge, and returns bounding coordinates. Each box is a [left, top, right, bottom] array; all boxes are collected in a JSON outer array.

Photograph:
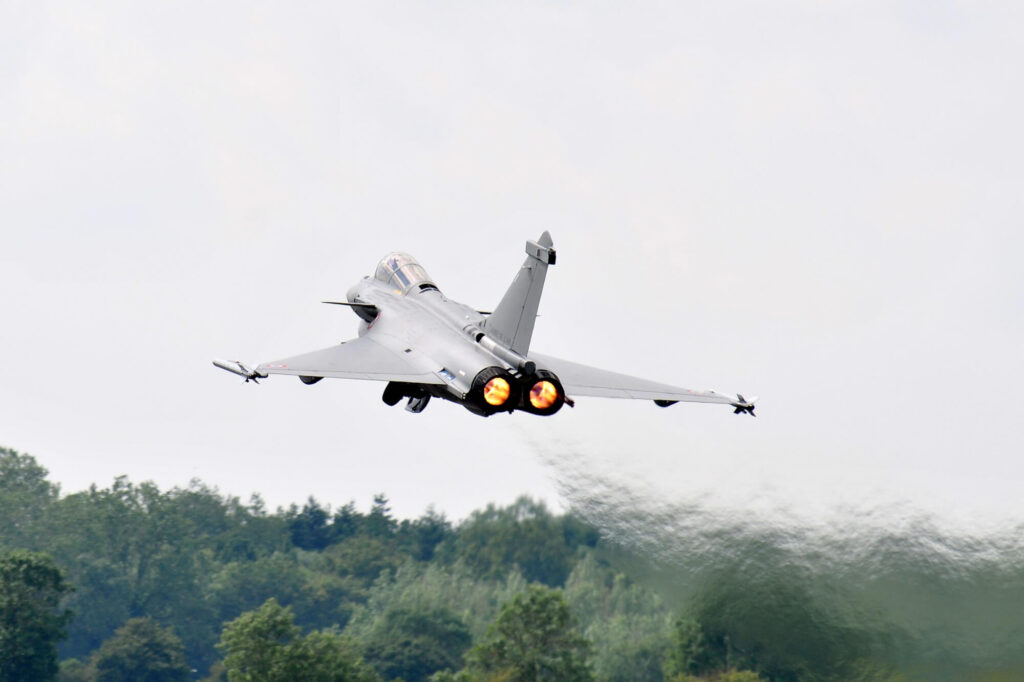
[[256, 334, 445, 384], [529, 352, 751, 409]]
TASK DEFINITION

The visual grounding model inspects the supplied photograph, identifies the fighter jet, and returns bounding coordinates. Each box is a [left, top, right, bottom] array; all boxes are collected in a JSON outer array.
[[214, 233, 756, 417]]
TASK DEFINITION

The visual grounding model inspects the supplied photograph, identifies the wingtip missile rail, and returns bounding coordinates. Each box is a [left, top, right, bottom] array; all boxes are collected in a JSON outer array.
[[730, 394, 758, 416], [213, 359, 266, 383]]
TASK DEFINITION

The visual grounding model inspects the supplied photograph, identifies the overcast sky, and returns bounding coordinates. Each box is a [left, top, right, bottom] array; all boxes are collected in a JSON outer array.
[[2, 1, 1022, 527]]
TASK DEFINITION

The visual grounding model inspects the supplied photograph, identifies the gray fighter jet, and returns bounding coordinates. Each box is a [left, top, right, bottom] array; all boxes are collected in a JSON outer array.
[[214, 233, 756, 417]]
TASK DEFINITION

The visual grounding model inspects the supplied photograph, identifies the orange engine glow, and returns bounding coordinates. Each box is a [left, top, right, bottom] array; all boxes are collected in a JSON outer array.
[[483, 377, 511, 406], [529, 380, 559, 410]]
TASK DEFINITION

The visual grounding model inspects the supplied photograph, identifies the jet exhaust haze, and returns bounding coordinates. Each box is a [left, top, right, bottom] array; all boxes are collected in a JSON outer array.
[[539, 447, 1024, 680]]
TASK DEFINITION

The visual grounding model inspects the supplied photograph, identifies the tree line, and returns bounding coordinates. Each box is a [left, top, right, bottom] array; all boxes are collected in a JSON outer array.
[[1, 446, 902, 681]]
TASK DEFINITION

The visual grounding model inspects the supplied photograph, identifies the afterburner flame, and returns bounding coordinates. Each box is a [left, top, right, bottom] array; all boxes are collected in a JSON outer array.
[[529, 380, 559, 409], [483, 377, 511, 406]]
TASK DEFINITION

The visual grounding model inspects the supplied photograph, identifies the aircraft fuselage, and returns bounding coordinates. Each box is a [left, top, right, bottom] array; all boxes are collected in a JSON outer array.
[[343, 275, 565, 416]]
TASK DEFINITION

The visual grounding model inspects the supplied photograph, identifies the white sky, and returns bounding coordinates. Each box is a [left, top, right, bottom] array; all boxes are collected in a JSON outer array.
[[2, 1, 1022, 526]]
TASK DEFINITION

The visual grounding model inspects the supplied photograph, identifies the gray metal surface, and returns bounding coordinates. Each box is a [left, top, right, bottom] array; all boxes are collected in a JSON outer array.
[[258, 335, 445, 384], [214, 233, 756, 417], [527, 352, 739, 405]]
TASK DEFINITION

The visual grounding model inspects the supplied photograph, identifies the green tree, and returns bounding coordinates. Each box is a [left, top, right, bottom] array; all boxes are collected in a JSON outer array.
[[663, 618, 722, 679], [47, 478, 218, 669], [453, 498, 590, 586], [563, 553, 672, 682], [90, 618, 190, 682], [717, 672, 766, 682], [426, 672, 471, 682], [218, 598, 378, 682], [0, 550, 73, 682], [331, 502, 362, 541], [210, 551, 360, 635], [210, 553, 309, 624], [362, 606, 471, 682], [342, 561, 528, 646], [0, 447, 59, 550], [468, 586, 593, 682], [287, 498, 332, 551], [667, 672, 766, 682], [687, 569, 871, 682], [364, 494, 396, 539], [57, 657, 92, 681], [397, 508, 452, 562], [321, 536, 405, 589]]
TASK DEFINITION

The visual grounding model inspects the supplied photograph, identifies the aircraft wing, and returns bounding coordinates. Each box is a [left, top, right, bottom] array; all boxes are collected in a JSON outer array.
[[529, 352, 749, 407], [256, 335, 445, 384]]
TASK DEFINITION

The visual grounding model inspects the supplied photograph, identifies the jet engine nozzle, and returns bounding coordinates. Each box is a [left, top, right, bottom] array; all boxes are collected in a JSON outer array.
[[466, 367, 520, 416], [518, 369, 566, 416]]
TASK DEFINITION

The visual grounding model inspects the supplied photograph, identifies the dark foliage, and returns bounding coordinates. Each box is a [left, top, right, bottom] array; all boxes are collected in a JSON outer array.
[[90, 617, 190, 682], [452, 496, 595, 586], [217, 598, 379, 682], [362, 606, 471, 682], [0, 448, 602, 677], [468, 585, 593, 682], [0, 550, 73, 682], [287, 498, 333, 551]]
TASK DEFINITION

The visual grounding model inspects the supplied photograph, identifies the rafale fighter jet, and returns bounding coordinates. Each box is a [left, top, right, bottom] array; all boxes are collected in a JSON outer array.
[[214, 233, 756, 417]]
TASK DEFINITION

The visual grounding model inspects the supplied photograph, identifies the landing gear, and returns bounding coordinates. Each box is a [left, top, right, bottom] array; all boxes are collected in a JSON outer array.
[[405, 395, 431, 413], [382, 382, 431, 413]]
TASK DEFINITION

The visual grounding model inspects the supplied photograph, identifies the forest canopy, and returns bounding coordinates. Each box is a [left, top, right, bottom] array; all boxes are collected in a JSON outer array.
[[0, 445, 1002, 681]]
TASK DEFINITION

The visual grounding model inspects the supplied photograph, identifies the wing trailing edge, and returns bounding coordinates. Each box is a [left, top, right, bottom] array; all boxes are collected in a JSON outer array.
[[529, 351, 753, 411], [256, 335, 446, 384]]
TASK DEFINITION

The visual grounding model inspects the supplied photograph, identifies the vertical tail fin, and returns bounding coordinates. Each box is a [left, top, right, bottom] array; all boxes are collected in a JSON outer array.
[[481, 232, 556, 356]]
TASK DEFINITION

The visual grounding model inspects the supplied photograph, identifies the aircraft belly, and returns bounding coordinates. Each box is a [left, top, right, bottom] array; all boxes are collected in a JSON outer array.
[[364, 298, 499, 398]]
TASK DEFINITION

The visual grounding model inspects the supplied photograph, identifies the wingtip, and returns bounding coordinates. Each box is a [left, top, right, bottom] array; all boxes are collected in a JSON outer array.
[[213, 358, 267, 382], [730, 393, 757, 416]]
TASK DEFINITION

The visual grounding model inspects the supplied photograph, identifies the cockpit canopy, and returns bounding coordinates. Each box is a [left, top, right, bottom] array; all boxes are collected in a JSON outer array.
[[374, 252, 438, 293]]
